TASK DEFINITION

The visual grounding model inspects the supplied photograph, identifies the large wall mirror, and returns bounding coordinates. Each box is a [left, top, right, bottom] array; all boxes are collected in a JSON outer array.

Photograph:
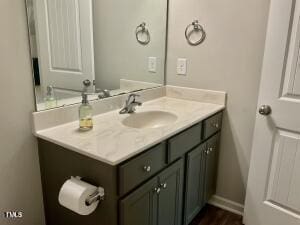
[[26, 0, 168, 111]]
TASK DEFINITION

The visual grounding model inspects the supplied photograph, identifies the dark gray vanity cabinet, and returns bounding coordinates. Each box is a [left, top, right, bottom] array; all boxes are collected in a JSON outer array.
[[157, 159, 184, 225], [38, 111, 223, 225], [184, 144, 207, 225], [120, 159, 184, 225], [183, 113, 222, 225], [204, 133, 220, 202], [120, 177, 158, 225]]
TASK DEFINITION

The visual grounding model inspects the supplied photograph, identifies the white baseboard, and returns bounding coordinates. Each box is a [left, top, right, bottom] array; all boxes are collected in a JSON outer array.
[[208, 195, 244, 216]]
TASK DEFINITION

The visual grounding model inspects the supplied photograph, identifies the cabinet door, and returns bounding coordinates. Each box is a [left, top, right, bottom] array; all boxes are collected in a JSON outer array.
[[204, 133, 220, 202], [184, 144, 207, 225], [157, 159, 184, 225], [120, 177, 158, 225]]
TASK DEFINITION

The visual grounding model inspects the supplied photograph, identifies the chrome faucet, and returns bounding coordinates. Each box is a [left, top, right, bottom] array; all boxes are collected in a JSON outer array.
[[119, 94, 142, 114]]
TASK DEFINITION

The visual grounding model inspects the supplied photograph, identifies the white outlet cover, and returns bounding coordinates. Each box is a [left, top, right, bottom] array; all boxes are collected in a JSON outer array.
[[148, 57, 157, 73], [177, 58, 187, 75]]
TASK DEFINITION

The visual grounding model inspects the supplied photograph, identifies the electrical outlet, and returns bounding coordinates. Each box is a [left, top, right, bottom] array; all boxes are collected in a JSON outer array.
[[148, 57, 157, 73], [177, 58, 187, 75]]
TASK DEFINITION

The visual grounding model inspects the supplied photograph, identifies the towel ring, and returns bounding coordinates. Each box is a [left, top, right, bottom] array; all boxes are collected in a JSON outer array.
[[185, 20, 206, 46], [136, 22, 150, 45]]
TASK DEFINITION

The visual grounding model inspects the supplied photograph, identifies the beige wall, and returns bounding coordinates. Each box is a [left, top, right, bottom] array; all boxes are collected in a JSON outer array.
[[167, 0, 270, 204], [0, 0, 45, 224], [94, 0, 167, 90]]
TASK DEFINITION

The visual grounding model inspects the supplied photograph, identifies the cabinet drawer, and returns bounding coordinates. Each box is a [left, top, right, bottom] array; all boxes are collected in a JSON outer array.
[[167, 123, 202, 163], [119, 143, 166, 195], [203, 112, 223, 139]]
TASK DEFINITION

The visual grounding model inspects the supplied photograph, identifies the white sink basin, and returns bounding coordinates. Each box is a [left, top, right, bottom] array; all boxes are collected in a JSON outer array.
[[122, 111, 178, 129]]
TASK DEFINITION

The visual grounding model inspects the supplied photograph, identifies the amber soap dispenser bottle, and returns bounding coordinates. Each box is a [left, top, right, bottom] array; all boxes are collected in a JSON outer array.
[[79, 93, 93, 131]]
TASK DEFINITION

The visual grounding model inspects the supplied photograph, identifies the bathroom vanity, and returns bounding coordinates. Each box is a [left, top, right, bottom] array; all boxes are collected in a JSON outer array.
[[34, 87, 225, 225], [27, 0, 226, 223]]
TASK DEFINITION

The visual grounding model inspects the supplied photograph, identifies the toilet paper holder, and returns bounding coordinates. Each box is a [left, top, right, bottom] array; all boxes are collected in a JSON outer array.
[[85, 187, 105, 206], [72, 176, 105, 206]]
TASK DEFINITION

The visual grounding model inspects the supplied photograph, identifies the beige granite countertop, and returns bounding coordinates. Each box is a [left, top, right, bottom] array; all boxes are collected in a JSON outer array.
[[35, 96, 225, 165]]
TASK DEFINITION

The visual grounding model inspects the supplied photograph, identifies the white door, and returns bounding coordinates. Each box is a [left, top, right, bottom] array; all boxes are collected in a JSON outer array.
[[34, 0, 95, 92], [244, 0, 300, 224]]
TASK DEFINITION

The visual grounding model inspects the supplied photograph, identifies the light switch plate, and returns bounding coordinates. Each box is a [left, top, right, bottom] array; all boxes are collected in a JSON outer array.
[[177, 58, 187, 75], [148, 57, 157, 73]]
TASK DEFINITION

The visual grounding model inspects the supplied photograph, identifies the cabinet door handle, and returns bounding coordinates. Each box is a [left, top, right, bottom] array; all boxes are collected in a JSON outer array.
[[154, 187, 161, 194], [211, 122, 219, 128], [143, 166, 151, 172], [209, 147, 213, 152], [160, 183, 167, 189]]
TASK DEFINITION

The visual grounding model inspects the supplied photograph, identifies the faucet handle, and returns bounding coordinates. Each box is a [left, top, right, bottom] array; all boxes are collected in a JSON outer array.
[[120, 93, 142, 114], [127, 93, 140, 103], [130, 93, 140, 98]]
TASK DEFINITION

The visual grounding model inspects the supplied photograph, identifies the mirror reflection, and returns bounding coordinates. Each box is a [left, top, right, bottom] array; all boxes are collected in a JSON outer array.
[[26, 0, 168, 111]]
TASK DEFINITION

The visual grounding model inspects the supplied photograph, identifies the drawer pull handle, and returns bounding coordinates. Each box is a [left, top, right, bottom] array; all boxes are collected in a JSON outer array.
[[160, 183, 167, 189], [209, 147, 213, 152], [211, 122, 219, 128], [154, 187, 161, 194], [143, 166, 151, 172], [205, 150, 210, 155]]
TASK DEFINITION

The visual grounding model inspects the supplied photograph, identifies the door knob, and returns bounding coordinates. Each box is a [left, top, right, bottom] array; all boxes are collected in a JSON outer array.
[[259, 105, 272, 115]]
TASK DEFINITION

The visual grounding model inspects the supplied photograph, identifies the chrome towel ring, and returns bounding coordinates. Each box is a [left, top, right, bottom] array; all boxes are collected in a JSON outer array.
[[136, 22, 150, 45], [185, 20, 206, 46]]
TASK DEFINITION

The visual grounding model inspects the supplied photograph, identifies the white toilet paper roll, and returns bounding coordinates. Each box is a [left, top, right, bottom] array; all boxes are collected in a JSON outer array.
[[58, 177, 99, 215]]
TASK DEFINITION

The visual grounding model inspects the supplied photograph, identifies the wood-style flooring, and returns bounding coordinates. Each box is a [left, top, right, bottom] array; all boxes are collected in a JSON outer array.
[[190, 205, 244, 225]]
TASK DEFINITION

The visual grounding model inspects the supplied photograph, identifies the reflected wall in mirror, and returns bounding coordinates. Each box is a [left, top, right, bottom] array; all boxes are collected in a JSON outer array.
[[26, 0, 168, 111]]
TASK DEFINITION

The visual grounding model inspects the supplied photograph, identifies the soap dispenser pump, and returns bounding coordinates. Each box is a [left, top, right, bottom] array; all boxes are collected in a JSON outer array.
[[79, 93, 93, 131]]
